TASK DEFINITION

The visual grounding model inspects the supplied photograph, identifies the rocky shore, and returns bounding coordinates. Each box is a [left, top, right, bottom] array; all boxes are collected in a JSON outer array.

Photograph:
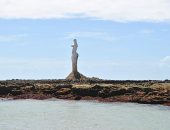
[[0, 79, 170, 106]]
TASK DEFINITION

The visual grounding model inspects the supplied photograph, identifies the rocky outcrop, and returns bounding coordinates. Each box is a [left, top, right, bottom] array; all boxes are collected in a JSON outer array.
[[0, 79, 169, 106]]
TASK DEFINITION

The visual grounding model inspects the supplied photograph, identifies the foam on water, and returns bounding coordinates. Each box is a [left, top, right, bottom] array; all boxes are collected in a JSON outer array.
[[0, 99, 170, 130]]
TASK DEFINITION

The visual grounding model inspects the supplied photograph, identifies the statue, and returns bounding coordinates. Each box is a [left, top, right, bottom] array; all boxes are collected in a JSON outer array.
[[71, 39, 78, 73], [66, 39, 87, 80]]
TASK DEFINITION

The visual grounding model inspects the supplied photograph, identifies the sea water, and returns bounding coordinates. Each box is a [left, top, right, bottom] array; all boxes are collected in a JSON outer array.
[[0, 99, 170, 130]]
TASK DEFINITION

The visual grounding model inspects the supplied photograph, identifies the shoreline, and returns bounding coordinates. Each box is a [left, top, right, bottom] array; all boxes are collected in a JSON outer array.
[[0, 79, 170, 106]]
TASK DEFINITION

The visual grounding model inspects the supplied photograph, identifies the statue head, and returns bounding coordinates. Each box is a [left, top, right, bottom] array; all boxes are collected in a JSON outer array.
[[72, 39, 78, 48]]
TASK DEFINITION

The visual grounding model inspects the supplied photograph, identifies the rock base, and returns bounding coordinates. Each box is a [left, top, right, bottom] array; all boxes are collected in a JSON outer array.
[[66, 71, 87, 80], [0, 79, 170, 106]]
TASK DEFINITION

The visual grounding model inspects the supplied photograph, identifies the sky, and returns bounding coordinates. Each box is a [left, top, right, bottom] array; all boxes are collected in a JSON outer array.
[[0, 0, 170, 80]]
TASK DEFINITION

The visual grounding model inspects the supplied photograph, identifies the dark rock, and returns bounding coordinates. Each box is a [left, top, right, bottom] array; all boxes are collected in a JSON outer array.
[[147, 91, 159, 96], [139, 96, 170, 104], [98, 88, 111, 98], [110, 88, 127, 96], [74, 96, 82, 100], [126, 87, 143, 93], [8, 85, 21, 90], [98, 87, 126, 98], [55, 84, 72, 89], [0, 86, 12, 95], [42, 89, 56, 94], [72, 85, 102, 97], [55, 88, 71, 95], [11, 90, 22, 96], [142, 87, 153, 93], [23, 86, 35, 91]]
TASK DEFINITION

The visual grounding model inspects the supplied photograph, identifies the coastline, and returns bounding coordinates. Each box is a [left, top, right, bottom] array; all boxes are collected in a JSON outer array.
[[0, 79, 170, 106]]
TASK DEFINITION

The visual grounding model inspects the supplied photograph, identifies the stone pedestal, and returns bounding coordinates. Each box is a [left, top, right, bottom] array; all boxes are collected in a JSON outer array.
[[66, 71, 87, 80]]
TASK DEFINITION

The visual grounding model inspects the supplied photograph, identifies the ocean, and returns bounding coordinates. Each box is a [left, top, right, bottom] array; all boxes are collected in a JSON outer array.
[[0, 99, 170, 130]]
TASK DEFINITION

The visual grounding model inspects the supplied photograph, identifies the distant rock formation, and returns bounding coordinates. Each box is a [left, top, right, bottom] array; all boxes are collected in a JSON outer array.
[[66, 39, 87, 80]]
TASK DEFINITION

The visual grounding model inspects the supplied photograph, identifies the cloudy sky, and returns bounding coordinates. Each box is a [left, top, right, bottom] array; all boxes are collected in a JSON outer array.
[[0, 0, 170, 80]]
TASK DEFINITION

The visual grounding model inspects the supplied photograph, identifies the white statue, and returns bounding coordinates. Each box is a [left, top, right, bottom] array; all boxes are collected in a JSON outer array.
[[66, 39, 86, 80], [71, 39, 79, 73]]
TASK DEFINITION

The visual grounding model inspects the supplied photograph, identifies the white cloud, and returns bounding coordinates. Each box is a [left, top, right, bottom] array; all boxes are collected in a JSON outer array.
[[160, 56, 170, 68], [0, 34, 26, 42], [0, 0, 170, 22]]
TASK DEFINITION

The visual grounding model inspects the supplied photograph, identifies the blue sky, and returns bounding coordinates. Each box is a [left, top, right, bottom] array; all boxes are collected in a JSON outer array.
[[0, 0, 170, 80]]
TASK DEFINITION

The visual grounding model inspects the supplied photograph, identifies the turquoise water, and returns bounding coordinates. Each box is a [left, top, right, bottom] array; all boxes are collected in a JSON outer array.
[[0, 99, 170, 130]]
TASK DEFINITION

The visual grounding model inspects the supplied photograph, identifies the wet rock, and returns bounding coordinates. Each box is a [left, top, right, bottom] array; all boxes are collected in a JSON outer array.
[[74, 96, 82, 100], [110, 88, 127, 96], [142, 87, 153, 93], [23, 86, 35, 91], [72, 85, 102, 97], [139, 96, 170, 104], [55, 88, 71, 95], [11, 90, 22, 96], [0, 86, 12, 95], [55, 84, 72, 89], [147, 91, 159, 96], [126, 87, 143, 93], [8, 85, 21, 90], [34, 83, 54, 90], [42, 89, 56, 94], [98, 88, 111, 98]]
